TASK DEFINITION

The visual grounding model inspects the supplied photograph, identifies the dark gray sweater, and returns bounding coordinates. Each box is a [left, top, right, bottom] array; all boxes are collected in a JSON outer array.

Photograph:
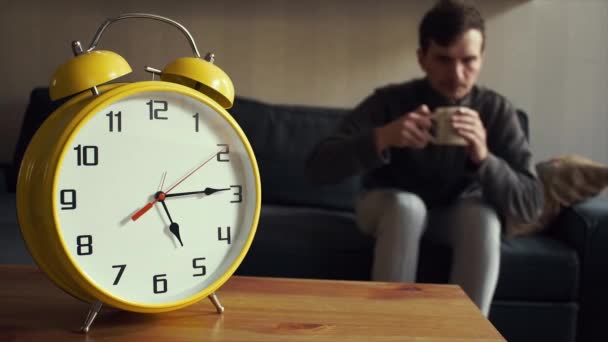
[[305, 78, 543, 223]]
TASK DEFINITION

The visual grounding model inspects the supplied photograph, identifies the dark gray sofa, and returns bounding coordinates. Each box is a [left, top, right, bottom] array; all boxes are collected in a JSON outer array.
[[3, 88, 608, 342]]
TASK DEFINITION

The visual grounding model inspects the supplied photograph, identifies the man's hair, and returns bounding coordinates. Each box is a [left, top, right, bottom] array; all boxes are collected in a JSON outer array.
[[419, 0, 485, 52]]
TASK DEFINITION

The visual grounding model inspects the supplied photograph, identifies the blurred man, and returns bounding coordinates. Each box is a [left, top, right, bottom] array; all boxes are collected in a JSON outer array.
[[305, 0, 543, 316]]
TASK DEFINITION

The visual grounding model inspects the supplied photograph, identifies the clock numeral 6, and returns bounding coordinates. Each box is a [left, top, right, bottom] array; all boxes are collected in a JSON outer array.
[[73, 144, 99, 166], [60, 189, 77, 210], [192, 257, 207, 277], [147, 100, 168, 120], [76, 235, 93, 256], [153, 274, 168, 294], [218, 226, 231, 245]]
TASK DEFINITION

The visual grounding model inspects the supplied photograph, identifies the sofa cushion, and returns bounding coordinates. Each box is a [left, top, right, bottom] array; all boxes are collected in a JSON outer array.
[[490, 301, 577, 342], [236, 204, 373, 280], [229, 97, 360, 211], [417, 235, 579, 302], [238, 200, 579, 302]]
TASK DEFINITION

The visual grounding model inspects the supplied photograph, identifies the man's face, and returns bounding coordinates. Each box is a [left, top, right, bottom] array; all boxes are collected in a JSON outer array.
[[418, 29, 484, 101]]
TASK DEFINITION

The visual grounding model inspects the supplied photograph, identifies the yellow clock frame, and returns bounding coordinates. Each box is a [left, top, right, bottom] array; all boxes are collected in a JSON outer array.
[[16, 13, 261, 332]]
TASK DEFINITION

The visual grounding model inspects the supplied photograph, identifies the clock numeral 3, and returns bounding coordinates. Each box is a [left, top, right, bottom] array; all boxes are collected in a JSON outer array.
[[76, 235, 93, 256], [230, 185, 242, 203], [192, 257, 207, 277], [153, 274, 168, 294], [147, 100, 168, 120], [217, 144, 229, 162], [106, 111, 122, 132], [218, 226, 231, 245], [60, 189, 77, 210], [112, 264, 127, 285], [74, 145, 99, 166]]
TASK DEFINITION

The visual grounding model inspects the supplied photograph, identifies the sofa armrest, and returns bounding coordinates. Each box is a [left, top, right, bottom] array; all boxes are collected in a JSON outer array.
[[552, 196, 608, 253], [549, 195, 608, 341]]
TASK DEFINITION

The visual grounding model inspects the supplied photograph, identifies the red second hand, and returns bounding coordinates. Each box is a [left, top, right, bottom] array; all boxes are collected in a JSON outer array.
[[131, 148, 223, 221]]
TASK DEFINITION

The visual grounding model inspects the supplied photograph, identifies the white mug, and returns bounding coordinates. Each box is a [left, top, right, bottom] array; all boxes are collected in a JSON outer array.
[[430, 106, 468, 146]]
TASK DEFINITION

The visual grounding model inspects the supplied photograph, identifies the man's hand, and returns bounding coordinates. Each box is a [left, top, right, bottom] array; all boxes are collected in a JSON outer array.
[[375, 105, 432, 153], [451, 107, 488, 164]]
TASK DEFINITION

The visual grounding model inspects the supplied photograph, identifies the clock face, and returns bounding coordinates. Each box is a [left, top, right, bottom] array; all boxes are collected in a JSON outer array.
[[53, 90, 258, 306]]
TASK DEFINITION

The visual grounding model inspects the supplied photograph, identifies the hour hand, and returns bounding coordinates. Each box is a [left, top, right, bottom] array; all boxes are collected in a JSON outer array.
[[160, 200, 183, 247], [165, 187, 230, 198], [169, 222, 183, 247]]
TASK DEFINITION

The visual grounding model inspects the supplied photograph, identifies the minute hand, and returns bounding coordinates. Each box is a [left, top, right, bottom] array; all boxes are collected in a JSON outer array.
[[164, 187, 231, 198]]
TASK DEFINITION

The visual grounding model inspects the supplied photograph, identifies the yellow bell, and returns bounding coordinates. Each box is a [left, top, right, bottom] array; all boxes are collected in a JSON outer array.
[[161, 57, 234, 109], [49, 50, 132, 101]]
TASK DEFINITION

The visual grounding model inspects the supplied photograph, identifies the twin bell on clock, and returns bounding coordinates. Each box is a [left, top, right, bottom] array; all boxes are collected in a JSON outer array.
[[17, 13, 261, 332]]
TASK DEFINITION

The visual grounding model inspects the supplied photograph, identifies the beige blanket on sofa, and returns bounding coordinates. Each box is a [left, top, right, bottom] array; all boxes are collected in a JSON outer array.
[[506, 155, 608, 237]]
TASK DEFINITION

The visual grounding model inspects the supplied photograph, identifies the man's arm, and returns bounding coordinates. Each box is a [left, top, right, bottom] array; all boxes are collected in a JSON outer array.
[[305, 92, 388, 185], [475, 99, 544, 223], [305, 87, 433, 185]]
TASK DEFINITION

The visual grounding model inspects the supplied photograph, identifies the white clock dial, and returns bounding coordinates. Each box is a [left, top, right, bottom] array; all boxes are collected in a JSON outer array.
[[54, 90, 258, 306]]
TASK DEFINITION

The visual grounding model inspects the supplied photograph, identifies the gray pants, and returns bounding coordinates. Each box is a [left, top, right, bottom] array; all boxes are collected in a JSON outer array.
[[355, 190, 501, 316]]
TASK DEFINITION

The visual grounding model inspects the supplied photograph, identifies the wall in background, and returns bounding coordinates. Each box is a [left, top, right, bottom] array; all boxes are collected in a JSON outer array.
[[1, 0, 606, 164], [481, 0, 608, 165]]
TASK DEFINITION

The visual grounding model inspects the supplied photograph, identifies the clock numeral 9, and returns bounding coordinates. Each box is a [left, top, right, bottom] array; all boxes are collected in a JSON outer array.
[[153, 274, 168, 294], [76, 235, 93, 256], [73, 145, 99, 166], [106, 111, 122, 132], [112, 264, 127, 285], [217, 144, 229, 162], [230, 185, 242, 203], [60, 189, 77, 210], [218, 226, 231, 244], [147, 100, 168, 120], [192, 257, 207, 277]]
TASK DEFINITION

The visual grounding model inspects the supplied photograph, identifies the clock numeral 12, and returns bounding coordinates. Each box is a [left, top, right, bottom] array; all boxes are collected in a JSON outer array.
[[147, 100, 168, 120], [192, 257, 207, 277], [105, 111, 122, 132], [112, 264, 126, 285], [76, 235, 93, 256], [153, 274, 168, 294], [218, 226, 231, 244], [60, 189, 77, 210], [73, 145, 99, 166]]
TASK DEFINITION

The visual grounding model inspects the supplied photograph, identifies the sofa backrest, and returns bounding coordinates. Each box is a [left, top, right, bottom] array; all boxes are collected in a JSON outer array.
[[228, 98, 531, 211], [6, 88, 360, 211], [8, 88, 530, 213], [229, 97, 360, 211]]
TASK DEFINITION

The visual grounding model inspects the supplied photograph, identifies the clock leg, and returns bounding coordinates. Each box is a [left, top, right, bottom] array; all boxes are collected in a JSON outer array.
[[208, 292, 224, 314], [79, 300, 103, 333]]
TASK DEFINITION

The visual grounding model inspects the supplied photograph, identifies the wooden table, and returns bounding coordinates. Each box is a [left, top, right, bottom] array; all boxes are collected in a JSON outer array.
[[0, 265, 504, 341]]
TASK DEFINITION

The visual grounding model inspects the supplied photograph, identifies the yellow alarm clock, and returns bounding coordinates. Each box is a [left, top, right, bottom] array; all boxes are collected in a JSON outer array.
[[16, 13, 261, 332]]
